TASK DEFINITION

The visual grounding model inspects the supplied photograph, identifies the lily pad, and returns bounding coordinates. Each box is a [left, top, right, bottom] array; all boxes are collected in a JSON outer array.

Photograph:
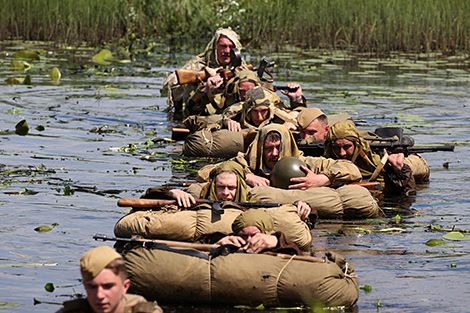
[[0, 301, 19, 309], [442, 231, 470, 241], [425, 239, 448, 246], [34, 225, 53, 232], [13, 49, 40, 60], [92, 49, 113, 65], [48, 67, 61, 84], [15, 120, 29, 136]]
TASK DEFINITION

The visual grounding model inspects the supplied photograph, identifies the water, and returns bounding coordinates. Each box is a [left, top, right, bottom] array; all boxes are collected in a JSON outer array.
[[1, 43, 469, 312]]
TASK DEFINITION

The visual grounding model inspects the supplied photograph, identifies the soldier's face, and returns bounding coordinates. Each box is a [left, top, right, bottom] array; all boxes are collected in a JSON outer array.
[[332, 139, 355, 160], [238, 81, 256, 100], [84, 268, 130, 313], [250, 105, 269, 126], [216, 35, 235, 66], [215, 172, 238, 201], [300, 119, 329, 140], [263, 138, 281, 170]]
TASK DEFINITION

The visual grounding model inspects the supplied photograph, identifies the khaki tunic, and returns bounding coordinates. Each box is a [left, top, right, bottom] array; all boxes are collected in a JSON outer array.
[[55, 294, 163, 313]]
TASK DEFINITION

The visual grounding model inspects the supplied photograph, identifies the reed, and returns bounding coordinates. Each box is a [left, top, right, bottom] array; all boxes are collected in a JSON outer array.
[[1, 0, 469, 54]]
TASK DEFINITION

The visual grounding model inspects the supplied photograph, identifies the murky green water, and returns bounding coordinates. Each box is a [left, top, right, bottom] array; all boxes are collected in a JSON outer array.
[[1, 42, 469, 312]]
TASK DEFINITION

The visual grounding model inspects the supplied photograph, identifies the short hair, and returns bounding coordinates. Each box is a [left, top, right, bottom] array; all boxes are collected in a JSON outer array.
[[265, 131, 281, 144], [316, 114, 328, 127], [105, 258, 128, 281]]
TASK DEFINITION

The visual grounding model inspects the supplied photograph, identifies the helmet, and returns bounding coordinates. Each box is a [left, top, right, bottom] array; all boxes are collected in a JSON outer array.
[[271, 157, 307, 189]]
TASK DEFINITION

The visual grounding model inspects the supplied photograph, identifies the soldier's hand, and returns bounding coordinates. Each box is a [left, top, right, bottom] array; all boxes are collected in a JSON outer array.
[[216, 235, 246, 247], [281, 83, 303, 102], [246, 173, 271, 187], [244, 233, 278, 253], [387, 151, 404, 172], [226, 120, 242, 132], [289, 165, 331, 190], [283, 121, 297, 131], [203, 75, 224, 92], [296, 200, 312, 220], [169, 189, 196, 208]]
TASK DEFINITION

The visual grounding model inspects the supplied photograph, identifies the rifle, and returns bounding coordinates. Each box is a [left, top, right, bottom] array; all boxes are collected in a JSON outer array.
[[175, 48, 275, 85], [117, 197, 282, 214], [298, 141, 455, 157], [93, 234, 325, 263]]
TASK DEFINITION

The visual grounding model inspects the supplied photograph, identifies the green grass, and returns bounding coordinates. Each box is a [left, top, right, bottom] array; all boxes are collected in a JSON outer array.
[[1, 0, 470, 54]]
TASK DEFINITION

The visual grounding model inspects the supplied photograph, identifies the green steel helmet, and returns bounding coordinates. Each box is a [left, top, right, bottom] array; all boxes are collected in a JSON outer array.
[[271, 156, 307, 189]]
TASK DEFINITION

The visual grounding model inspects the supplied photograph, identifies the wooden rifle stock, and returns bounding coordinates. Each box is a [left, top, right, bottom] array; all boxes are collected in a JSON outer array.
[[118, 197, 282, 209], [175, 64, 254, 85], [93, 234, 325, 263]]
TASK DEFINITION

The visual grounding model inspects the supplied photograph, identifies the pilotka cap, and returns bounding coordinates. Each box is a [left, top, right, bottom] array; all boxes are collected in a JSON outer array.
[[297, 107, 325, 130], [80, 246, 122, 282]]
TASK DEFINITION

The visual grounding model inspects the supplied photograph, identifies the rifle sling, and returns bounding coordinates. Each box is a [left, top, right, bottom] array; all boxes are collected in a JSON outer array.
[[368, 151, 389, 182], [148, 242, 210, 260]]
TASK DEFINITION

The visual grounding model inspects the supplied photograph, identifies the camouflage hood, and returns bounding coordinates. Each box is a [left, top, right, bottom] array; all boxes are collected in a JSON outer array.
[[202, 28, 242, 68], [240, 86, 277, 129]]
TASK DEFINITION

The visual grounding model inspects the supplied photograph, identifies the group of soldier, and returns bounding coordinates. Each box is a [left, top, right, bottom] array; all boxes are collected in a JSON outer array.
[[56, 27, 431, 312]]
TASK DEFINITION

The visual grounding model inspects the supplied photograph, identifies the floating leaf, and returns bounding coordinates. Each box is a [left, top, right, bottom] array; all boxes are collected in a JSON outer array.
[[92, 49, 113, 65], [35, 125, 45, 131], [360, 285, 373, 293], [13, 49, 40, 60], [34, 225, 52, 232], [442, 231, 470, 241], [5, 77, 21, 84], [425, 239, 448, 246], [0, 301, 19, 309], [48, 67, 61, 84], [45, 282, 55, 292], [15, 119, 29, 136], [23, 73, 32, 85], [10, 60, 25, 71]]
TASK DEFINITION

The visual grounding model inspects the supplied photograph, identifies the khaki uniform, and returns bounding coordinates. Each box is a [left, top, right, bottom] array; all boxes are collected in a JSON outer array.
[[55, 294, 163, 313], [324, 122, 430, 194], [237, 124, 361, 188]]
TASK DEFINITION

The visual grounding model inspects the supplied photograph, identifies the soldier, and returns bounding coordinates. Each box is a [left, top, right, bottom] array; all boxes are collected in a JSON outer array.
[[215, 209, 304, 255], [296, 107, 330, 141], [144, 160, 313, 220], [229, 124, 362, 188], [163, 28, 242, 119], [55, 246, 163, 313], [220, 86, 299, 132], [323, 121, 430, 194]]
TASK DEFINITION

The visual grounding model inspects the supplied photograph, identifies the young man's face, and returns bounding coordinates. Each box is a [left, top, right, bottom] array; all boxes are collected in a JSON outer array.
[[250, 105, 269, 126], [300, 118, 329, 140], [332, 139, 355, 160], [263, 137, 281, 170], [84, 268, 130, 313], [215, 172, 238, 201], [216, 35, 235, 66]]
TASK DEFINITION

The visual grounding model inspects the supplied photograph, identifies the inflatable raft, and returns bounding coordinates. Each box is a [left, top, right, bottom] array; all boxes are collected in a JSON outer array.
[[124, 245, 359, 308], [114, 204, 313, 250]]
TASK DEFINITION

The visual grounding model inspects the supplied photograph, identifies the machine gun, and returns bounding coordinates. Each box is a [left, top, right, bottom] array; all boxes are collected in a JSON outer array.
[[298, 127, 455, 157]]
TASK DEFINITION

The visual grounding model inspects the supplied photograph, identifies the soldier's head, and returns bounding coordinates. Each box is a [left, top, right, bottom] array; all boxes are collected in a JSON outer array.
[[80, 246, 130, 313], [263, 130, 281, 170], [244, 86, 273, 127], [297, 107, 329, 140], [214, 171, 238, 201], [232, 209, 275, 240], [325, 122, 359, 160], [216, 35, 235, 66]]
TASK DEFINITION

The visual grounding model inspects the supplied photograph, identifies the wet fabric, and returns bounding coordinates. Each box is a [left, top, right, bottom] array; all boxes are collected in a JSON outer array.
[[200, 160, 252, 202], [124, 246, 359, 307], [114, 205, 312, 250], [183, 129, 244, 158], [250, 184, 382, 219], [231, 209, 275, 234]]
